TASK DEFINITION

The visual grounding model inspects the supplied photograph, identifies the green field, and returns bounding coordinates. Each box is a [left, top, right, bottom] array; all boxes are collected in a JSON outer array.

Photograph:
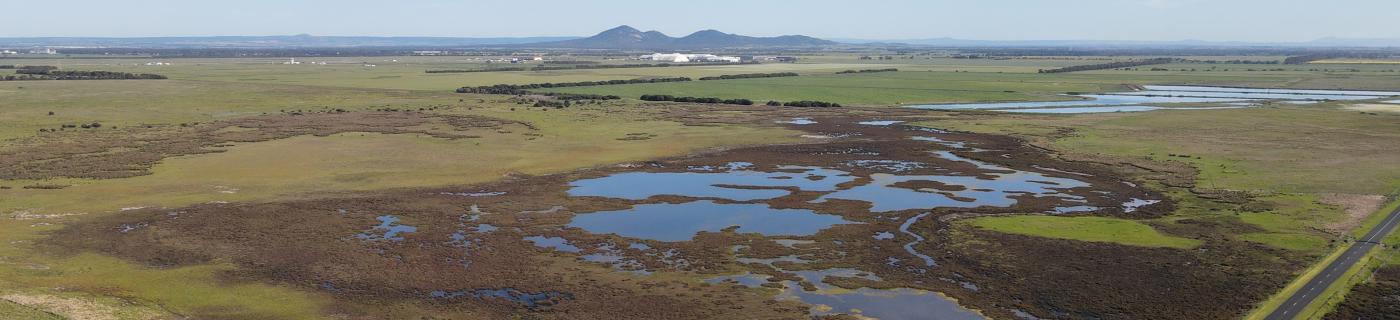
[[964, 215, 1202, 248], [539, 67, 1400, 106]]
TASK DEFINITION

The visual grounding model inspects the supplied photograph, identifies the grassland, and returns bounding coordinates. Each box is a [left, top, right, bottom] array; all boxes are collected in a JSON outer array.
[[3, 56, 890, 90], [540, 66, 1400, 106], [0, 80, 461, 141], [963, 215, 1202, 248], [3, 53, 1399, 318]]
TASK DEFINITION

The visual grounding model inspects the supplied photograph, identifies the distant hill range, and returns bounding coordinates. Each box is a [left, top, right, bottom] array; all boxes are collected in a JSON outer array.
[[2, 27, 1396, 49], [523, 25, 838, 49], [0, 26, 836, 50]]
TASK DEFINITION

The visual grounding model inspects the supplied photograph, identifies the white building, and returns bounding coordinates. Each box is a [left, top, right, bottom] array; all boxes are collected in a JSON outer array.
[[0, 50, 17, 55], [28, 48, 57, 54], [642, 53, 740, 63], [646, 53, 690, 63]]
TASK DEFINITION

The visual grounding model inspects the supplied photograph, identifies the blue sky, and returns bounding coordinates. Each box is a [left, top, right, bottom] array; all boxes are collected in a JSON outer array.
[[5, 0, 1398, 41]]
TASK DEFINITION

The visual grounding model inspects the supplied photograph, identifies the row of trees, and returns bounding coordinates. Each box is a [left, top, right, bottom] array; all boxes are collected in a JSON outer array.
[[781, 100, 842, 108], [3, 71, 167, 81], [530, 61, 755, 72], [698, 72, 798, 81], [1038, 58, 1175, 73], [541, 61, 600, 65], [15, 66, 59, 75], [456, 77, 692, 95], [639, 95, 843, 108], [1184, 59, 1280, 65], [542, 93, 621, 101], [1281, 54, 1393, 64], [836, 68, 898, 74], [639, 95, 754, 105], [426, 67, 527, 73]]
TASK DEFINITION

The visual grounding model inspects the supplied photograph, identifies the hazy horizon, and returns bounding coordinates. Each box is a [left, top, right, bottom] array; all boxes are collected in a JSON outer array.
[[6, 0, 1399, 42]]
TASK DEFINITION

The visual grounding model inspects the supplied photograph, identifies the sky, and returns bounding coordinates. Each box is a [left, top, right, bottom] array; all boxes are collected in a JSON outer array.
[[4, 0, 1398, 42]]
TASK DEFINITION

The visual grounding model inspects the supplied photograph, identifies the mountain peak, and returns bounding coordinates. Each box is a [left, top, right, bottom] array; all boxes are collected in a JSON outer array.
[[600, 25, 641, 34], [687, 29, 728, 36], [537, 26, 835, 49]]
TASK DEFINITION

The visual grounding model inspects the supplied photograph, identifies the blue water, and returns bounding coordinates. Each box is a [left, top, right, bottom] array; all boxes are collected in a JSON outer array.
[[524, 236, 581, 252], [431, 288, 571, 309], [1122, 198, 1161, 213], [859, 120, 905, 126], [569, 166, 855, 201], [1113, 91, 1378, 101], [1142, 85, 1400, 97], [568, 201, 855, 242], [355, 215, 416, 241], [906, 85, 1400, 112], [912, 136, 968, 149], [995, 106, 1162, 114], [1384, 100, 1400, 104], [899, 212, 937, 267], [781, 268, 984, 320], [844, 159, 927, 173], [778, 118, 818, 125], [1051, 206, 1101, 214], [705, 273, 772, 287], [907, 94, 1243, 110], [573, 151, 1089, 214], [815, 153, 1089, 212]]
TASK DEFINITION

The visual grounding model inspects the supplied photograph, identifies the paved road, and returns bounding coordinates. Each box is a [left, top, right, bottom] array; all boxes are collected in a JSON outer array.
[[1265, 203, 1400, 320]]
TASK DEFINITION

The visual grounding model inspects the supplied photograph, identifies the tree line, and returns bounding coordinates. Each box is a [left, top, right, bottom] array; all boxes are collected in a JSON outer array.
[[1280, 53, 1392, 64], [836, 68, 898, 74], [455, 77, 692, 95], [426, 67, 528, 73], [779, 100, 842, 108], [529, 61, 755, 72], [542, 93, 621, 101], [1037, 58, 1174, 73], [14, 66, 59, 74], [639, 95, 754, 105], [639, 95, 842, 108], [429, 62, 759, 74], [698, 72, 798, 80], [3, 70, 166, 81]]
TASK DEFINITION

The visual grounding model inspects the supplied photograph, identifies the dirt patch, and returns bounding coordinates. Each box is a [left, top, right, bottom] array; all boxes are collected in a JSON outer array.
[[1321, 193, 1388, 233], [1345, 104, 1400, 113], [0, 110, 534, 180], [2, 293, 123, 320]]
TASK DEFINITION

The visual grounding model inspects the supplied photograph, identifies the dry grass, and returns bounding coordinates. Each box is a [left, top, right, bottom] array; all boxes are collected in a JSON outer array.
[[1319, 193, 1388, 233], [1345, 104, 1400, 113]]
